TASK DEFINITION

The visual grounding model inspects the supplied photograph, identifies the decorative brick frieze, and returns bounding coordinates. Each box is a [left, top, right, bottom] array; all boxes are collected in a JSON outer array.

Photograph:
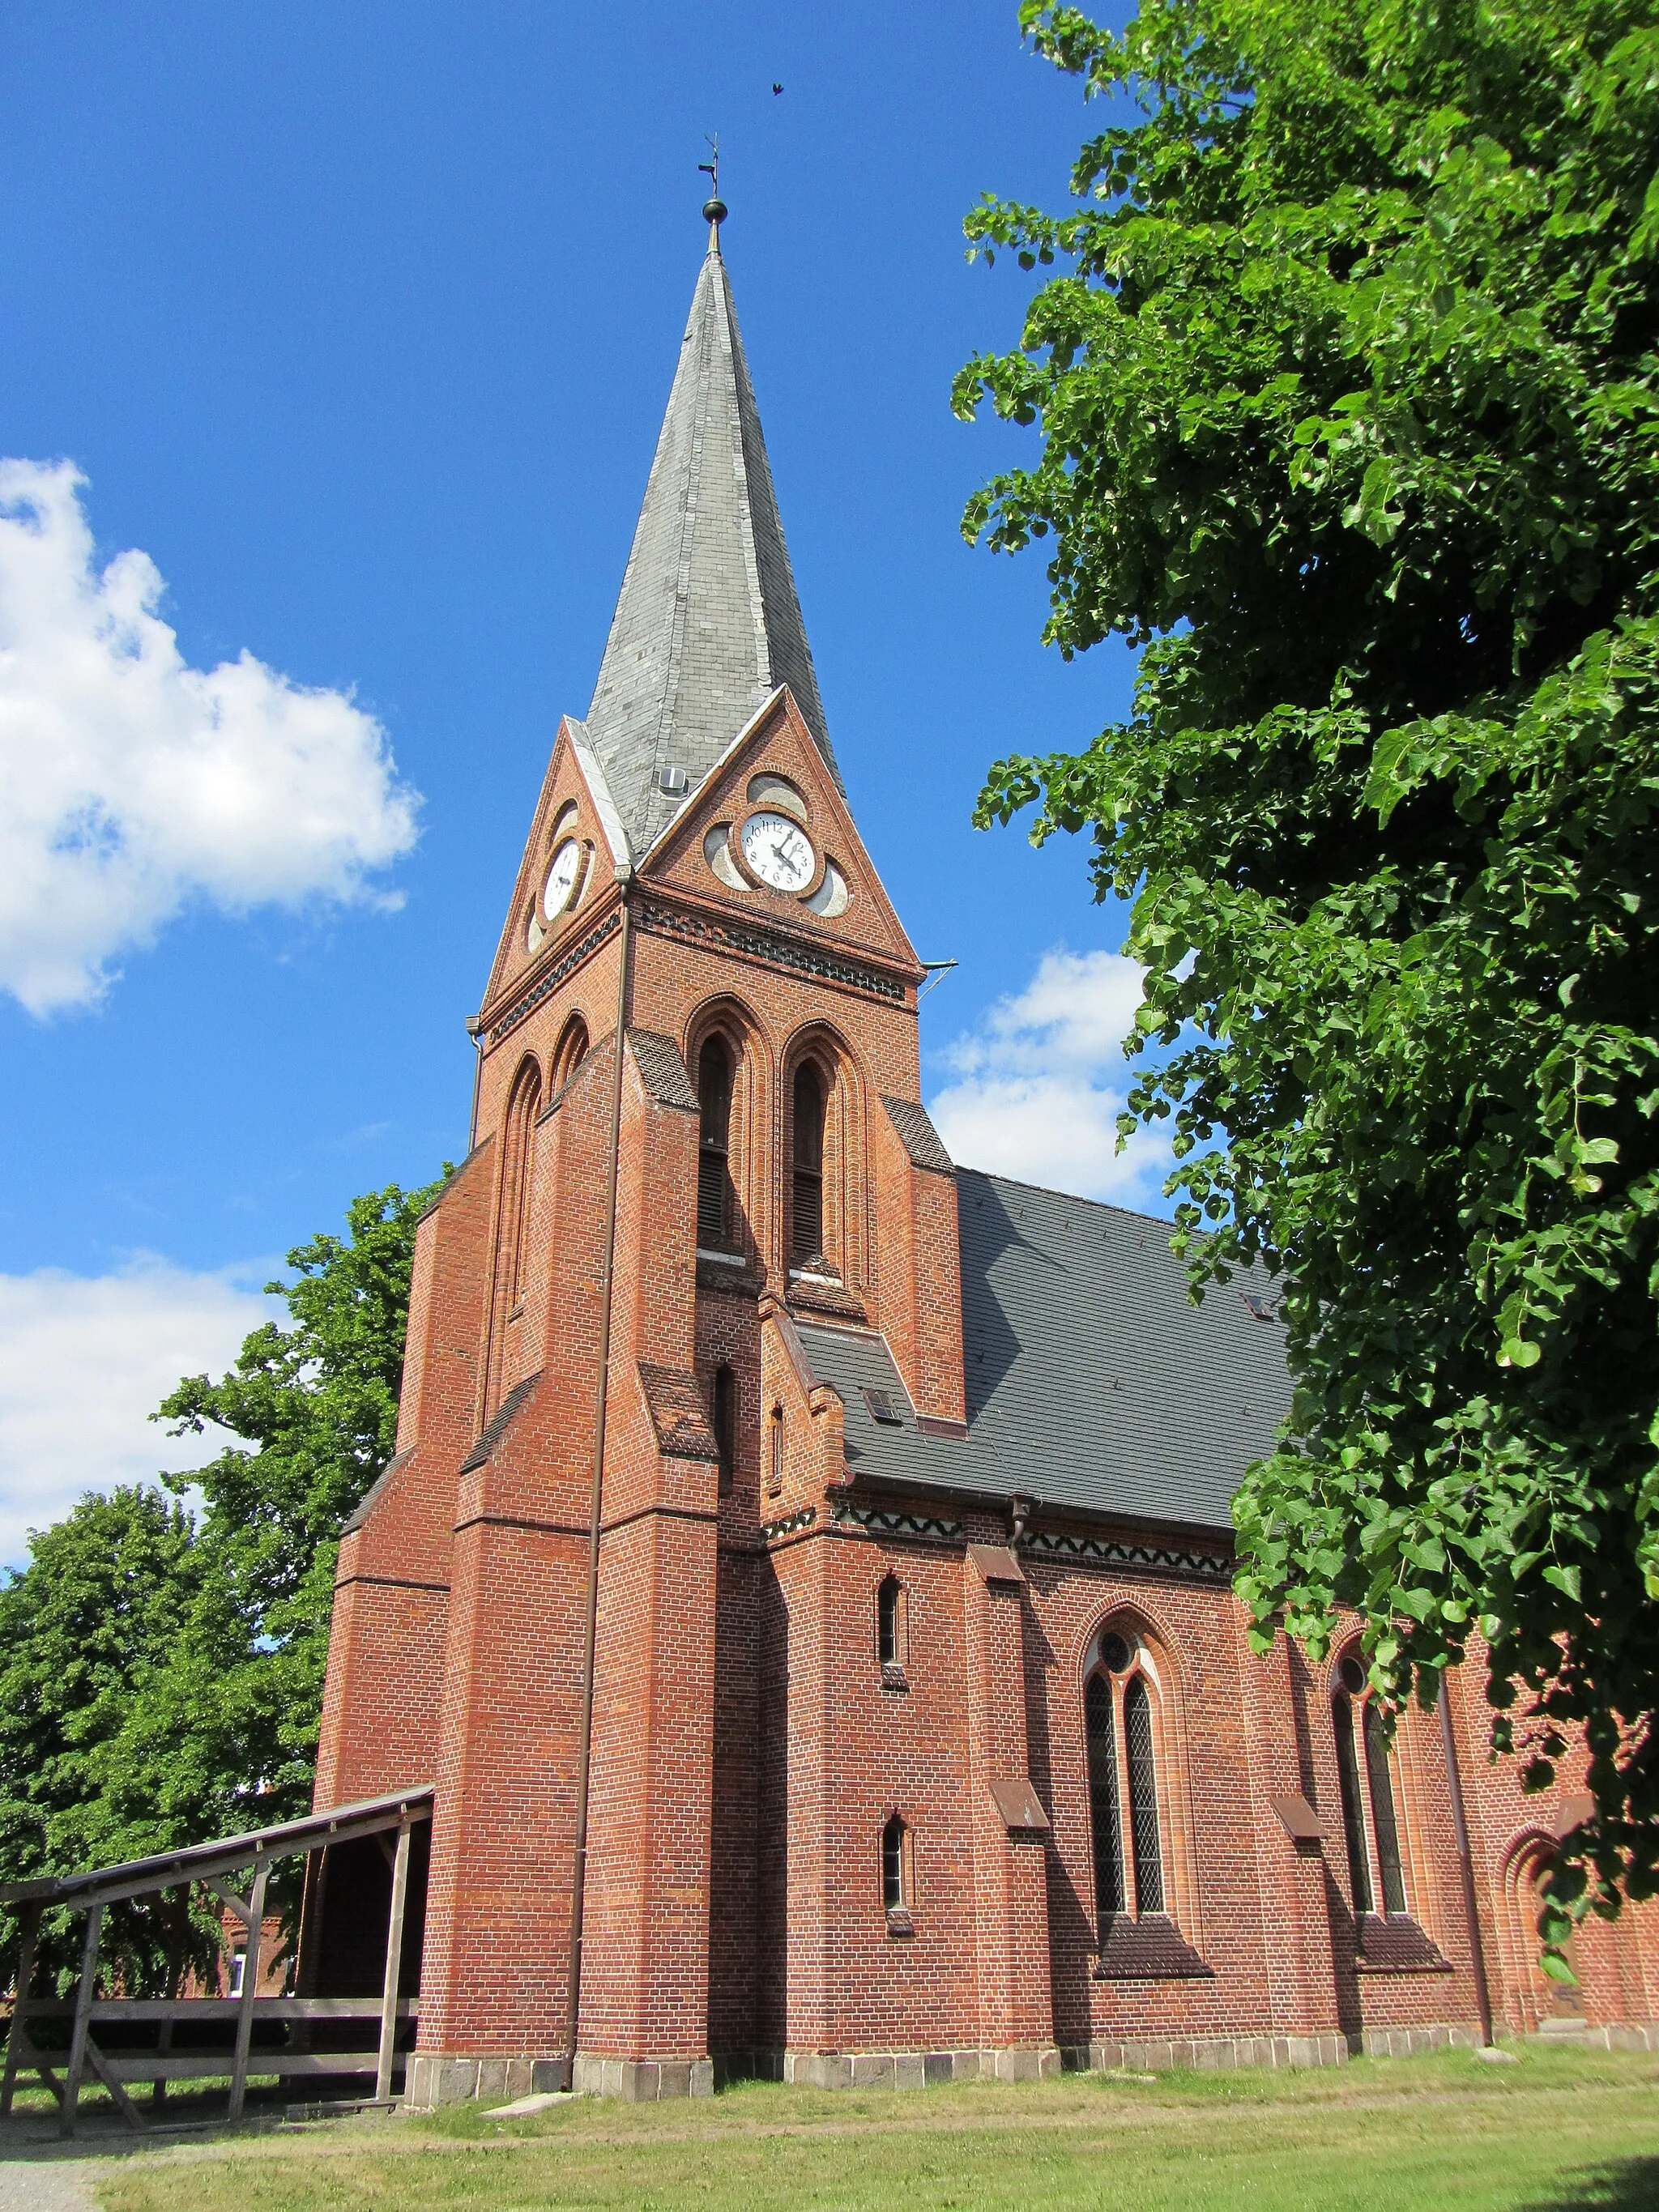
[[827, 1497, 963, 1544], [761, 1506, 817, 1544], [487, 910, 621, 1046], [636, 896, 909, 1004], [1024, 1528, 1232, 1583]]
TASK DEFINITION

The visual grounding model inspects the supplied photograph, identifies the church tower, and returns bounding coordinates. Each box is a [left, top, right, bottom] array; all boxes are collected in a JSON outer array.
[[311, 198, 968, 2097]]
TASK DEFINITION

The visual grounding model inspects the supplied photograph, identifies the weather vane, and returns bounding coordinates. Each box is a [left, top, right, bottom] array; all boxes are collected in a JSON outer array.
[[698, 134, 726, 246]]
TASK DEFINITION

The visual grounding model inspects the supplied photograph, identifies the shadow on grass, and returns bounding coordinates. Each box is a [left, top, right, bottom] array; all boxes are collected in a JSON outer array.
[[1520, 2159, 1659, 2210]]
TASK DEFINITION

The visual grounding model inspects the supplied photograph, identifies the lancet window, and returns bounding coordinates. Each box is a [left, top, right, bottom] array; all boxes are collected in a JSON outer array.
[[697, 1036, 735, 1251], [791, 1060, 826, 1268], [1085, 1625, 1169, 1928], [1332, 1652, 1409, 1916]]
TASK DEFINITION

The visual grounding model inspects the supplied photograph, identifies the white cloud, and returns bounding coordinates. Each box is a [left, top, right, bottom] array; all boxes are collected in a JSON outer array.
[[0, 1257, 268, 1571], [0, 459, 420, 1014], [928, 947, 1172, 1208]]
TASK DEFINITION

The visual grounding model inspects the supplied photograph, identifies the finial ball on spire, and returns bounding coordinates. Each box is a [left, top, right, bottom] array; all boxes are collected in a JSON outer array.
[[702, 196, 727, 228]]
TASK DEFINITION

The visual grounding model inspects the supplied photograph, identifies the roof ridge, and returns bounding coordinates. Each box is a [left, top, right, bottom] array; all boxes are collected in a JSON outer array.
[[956, 1162, 1181, 1234]]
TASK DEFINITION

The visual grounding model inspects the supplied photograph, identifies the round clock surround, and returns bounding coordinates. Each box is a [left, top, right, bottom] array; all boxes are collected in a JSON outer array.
[[734, 808, 821, 897]]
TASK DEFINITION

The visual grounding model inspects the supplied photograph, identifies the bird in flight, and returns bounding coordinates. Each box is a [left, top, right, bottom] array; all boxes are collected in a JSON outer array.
[[772, 82, 784, 94]]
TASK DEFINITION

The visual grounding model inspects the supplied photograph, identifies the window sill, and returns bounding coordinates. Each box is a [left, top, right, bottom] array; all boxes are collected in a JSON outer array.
[[697, 1255, 762, 1296], [1093, 1915, 1213, 1981], [1353, 1916, 1452, 1974], [880, 1664, 909, 1693], [506, 1300, 525, 1323], [885, 1910, 915, 1938]]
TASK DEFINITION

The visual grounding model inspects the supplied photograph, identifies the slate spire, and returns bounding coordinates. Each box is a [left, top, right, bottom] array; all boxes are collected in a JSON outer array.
[[581, 215, 841, 856]]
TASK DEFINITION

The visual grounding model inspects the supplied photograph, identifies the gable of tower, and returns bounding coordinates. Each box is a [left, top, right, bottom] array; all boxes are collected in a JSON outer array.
[[639, 687, 919, 977], [479, 717, 628, 1021]]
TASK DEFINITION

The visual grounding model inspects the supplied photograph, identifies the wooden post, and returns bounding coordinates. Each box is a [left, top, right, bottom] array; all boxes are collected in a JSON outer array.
[[60, 1903, 103, 2139], [375, 1819, 412, 2103], [226, 1855, 268, 2124], [2, 1900, 41, 2116]]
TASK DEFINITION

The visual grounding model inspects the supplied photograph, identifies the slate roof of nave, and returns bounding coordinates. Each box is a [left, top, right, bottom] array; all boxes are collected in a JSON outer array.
[[581, 237, 842, 859], [796, 1168, 1292, 1537]]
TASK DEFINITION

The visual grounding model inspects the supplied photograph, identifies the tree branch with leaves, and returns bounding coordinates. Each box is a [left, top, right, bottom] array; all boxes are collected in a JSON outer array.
[[956, 0, 1659, 1965]]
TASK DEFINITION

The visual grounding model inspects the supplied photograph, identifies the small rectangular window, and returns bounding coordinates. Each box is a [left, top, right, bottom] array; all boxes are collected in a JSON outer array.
[[228, 1951, 246, 2000], [864, 1387, 902, 1426], [767, 1406, 783, 1497]]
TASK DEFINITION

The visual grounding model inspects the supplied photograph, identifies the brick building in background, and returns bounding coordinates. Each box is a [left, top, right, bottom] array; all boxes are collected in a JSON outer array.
[[307, 203, 1659, 2102]]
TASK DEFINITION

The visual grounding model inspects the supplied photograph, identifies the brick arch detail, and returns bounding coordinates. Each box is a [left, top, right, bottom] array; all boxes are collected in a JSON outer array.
[[1495, 1827, 1569, 2035], [480, 1051, 543, 1424], [1076, 1596, 1203, 1950], [550, 1009, 591, 1093], [778, 1016, 870, 1295]]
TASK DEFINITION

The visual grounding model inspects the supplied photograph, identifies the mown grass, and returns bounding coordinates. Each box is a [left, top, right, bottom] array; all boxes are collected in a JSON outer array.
[[74, 2044, 1659, 2212]]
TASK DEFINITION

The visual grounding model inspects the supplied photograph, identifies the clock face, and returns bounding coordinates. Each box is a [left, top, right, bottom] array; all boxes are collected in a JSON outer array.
[[740, 810, 816, 893], [544, 839, 582, 919]]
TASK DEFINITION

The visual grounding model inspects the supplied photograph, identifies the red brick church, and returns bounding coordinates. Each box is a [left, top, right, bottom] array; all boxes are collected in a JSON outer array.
[[308, 204, 1659, 2100]]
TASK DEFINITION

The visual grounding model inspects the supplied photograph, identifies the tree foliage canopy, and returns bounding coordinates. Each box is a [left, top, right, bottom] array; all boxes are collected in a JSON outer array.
[[955, 0, 1659, 1945], [0, 1178, 438, 1990]]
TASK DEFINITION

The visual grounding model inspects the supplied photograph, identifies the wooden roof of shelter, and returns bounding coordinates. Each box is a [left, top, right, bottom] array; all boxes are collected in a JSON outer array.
[[0, 1785, 433, 1916]]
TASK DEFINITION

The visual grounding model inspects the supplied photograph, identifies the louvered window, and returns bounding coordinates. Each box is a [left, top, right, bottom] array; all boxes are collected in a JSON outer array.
[[1124, 1676, 1165, 1914], [697, 1037, 733, 1250], [791, 1061, 825, 1265]]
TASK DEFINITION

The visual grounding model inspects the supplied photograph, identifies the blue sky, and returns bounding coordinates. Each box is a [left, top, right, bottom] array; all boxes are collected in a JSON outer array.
[[0, 0, 1154, 1562]]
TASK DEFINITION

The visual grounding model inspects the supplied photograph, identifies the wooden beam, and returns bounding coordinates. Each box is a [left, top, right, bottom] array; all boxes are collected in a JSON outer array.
[[96, 2049, 395, 2083], [375, 1819, 412, 2103], [60, 1903, 103, 2139], [207, 1877, 253, 1926], [1, 1899, 41, 2115], [226, 1855, 268, 2123], [19, 1994, 419, 2023], [32, 2062, 64, 2112], [83, 2040, 147, 2133]]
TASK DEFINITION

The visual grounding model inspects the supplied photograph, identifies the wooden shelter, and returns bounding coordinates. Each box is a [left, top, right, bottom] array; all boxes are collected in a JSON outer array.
[[0, 1785, 431, 2136]]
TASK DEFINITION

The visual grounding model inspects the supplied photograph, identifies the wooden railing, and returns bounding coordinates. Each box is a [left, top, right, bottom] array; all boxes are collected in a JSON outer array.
[[0, 1784, 433, 2137]]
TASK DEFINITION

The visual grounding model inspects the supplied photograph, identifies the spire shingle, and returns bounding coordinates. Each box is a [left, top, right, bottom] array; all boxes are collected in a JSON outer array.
[[582, 244, 841, 856]]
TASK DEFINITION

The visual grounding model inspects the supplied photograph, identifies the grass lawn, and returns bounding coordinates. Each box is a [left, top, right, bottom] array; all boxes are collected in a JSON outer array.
[[75, 2043, 1659, 2212]]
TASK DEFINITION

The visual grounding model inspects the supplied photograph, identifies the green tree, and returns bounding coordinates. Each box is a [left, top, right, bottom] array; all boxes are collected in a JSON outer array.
[[955, 0, 1659, 1950], [0, 1489, 204, 1991], [0, 1178, 441, 1990], [145, 1178, 445, 1835]]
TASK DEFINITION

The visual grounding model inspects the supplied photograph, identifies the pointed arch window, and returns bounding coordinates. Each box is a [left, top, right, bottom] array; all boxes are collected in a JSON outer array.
[[1333, 1653, 1410, 1917], [697, 1036, 735, 1251], [483, 1055, 542, 1420], [1085, 1672, 1124, 1918], [501, 1059, 542, 1306], [791, 1061, 825, 1267], [1085, 1626, 1174, 1932]]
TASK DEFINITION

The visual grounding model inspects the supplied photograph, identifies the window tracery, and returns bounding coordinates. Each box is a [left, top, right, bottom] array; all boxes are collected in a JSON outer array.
[[1332, 1650, 1410, 1918], [1084, 1621, 1175, 1932]]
